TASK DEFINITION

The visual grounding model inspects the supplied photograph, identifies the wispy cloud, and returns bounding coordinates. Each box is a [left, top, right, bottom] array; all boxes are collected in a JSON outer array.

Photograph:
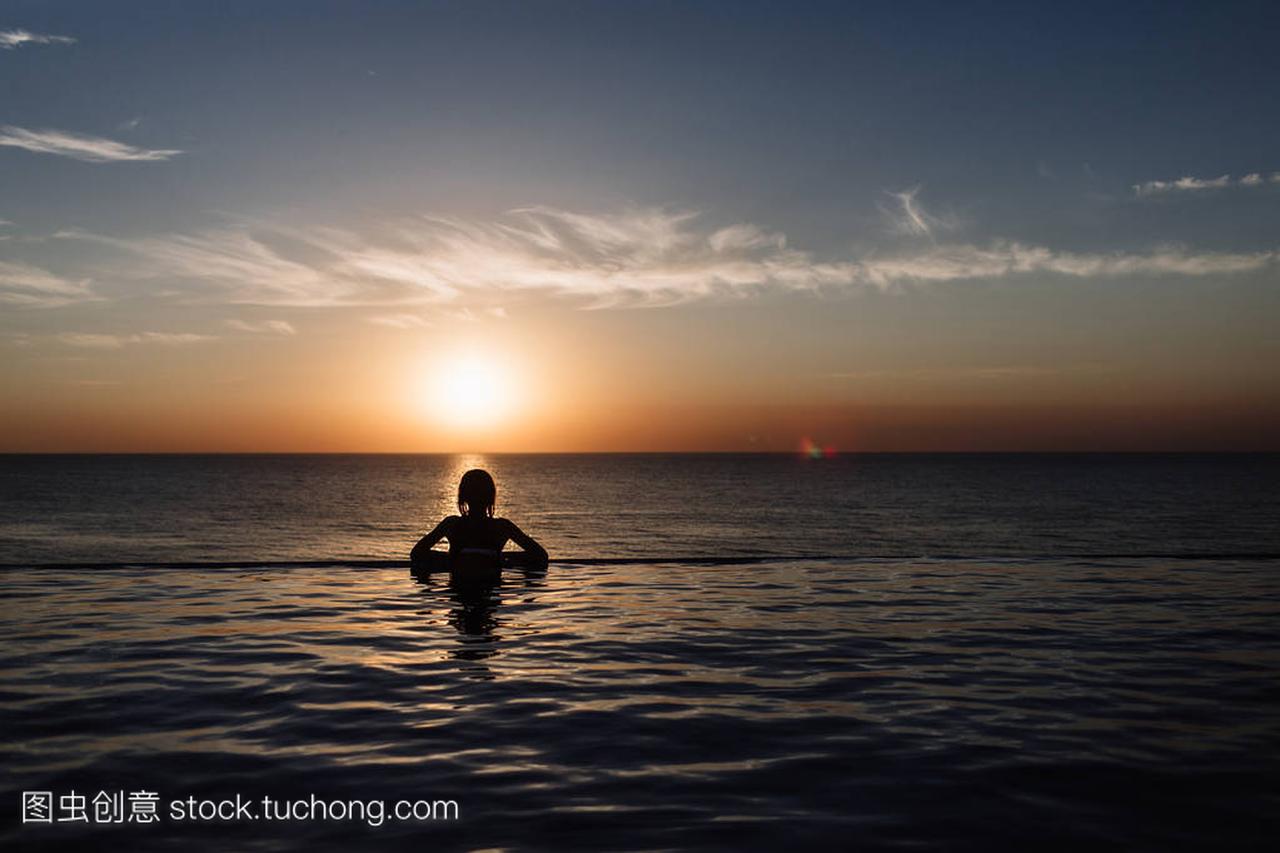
[[880, 187, 957, 238], [0, 260, 93, 308], [827, 364, 1111, 382], [136, 332, 216, 345], [366, 303, 509, 326], [1239, 172, 1280, 187], [59, 208, 853, 307], [58, 332, 217, 349], [367, 306, 508, 328], [225, 319, 297, 336], [367, 313, 433, 329], [57, 333, 129, 350], [0, 29, 75, 49], [856, 242, 1274, 285], [1133, 171, 1279, 196], [53, 206, 1278, 309], [0, 126, 182, 162], [58, 226, 335, 303], [3, 332, 34, 348]]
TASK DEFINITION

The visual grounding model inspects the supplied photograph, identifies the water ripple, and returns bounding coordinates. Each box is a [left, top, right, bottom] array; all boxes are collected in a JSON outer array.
[[2, 558, 1278, 850]]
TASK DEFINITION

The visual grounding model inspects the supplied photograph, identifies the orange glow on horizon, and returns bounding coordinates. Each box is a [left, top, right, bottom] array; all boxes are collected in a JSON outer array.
[[3, 310, 1279, 453]]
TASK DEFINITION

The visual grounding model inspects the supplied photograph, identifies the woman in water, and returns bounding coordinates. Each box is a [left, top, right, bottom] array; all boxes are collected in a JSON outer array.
[[410, 468, 548, 582]]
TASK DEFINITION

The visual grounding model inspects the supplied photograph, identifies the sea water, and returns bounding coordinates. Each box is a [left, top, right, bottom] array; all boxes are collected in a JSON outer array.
[[1, 454, 1277, 849]]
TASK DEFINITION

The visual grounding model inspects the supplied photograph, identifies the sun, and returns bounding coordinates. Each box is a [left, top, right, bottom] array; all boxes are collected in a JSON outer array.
[[426, 350, 516, 428]]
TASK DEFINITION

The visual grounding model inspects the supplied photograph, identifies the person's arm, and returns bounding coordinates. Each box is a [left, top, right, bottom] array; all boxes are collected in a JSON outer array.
[[503, 519, 548, 569], [411, 516, 456, 565]]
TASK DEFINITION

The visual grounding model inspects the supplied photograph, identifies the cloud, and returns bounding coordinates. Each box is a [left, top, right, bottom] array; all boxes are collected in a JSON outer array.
[[880, 187, 958, 238], [4, 332, 34, 348], [1133, 171, 1278, 196], [58, 331, 217, 349], [59, 208, 855, 307], [368, 306, 505, 328], [137, 332, 216, 345], [708, 223, 786, 253], [856, 242, 1274, 285], [0, 29, 75, 49], [0, 126, 181, 162], [59, 226, 336, 303], [828, 364, 1110, 382], [885, 187, 931, 235], [0, 260, 93, 308], [57, 333, 129, 350], [1134, 174, 1230, 195], [53, 207, 1279, 309], [225, 319, 297, 336], [367, 313, 433, 328]]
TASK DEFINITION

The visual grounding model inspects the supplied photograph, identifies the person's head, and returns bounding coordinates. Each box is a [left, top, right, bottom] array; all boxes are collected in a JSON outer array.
[[457, 468, 496, 518]]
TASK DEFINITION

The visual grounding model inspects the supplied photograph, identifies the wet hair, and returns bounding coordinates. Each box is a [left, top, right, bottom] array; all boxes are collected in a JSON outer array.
[[457, 469, 496, 518]]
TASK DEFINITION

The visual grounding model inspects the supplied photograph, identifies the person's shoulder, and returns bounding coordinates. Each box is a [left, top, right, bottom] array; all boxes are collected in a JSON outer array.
[[495, 516, 517, 531], [441, 514, 461, 527]]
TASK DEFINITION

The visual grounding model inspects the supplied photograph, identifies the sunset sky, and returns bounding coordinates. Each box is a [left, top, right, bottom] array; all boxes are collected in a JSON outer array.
[[2, 0, 1278, 452]]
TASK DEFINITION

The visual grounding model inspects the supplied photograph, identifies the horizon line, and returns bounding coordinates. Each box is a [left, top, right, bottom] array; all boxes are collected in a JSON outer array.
[[2, 449, 1278, 456]]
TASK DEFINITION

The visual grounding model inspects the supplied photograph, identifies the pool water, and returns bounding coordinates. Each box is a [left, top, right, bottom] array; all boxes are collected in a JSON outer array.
[[2, 557, 1277, 850]]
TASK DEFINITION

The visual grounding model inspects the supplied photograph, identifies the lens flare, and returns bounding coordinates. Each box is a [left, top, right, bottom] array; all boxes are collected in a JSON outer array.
[[800, 437, 837, 459]]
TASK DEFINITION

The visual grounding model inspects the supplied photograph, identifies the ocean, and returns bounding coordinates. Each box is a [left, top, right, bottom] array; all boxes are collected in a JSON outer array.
[[1, 453, 1278, 850]]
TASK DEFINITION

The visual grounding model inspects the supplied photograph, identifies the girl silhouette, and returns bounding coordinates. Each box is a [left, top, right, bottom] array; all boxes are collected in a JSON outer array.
[[411, 469, 547, 582]]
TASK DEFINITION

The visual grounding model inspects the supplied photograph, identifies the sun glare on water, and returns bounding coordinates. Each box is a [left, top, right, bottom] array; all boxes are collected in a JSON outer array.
[[426, 351, 517, 429]]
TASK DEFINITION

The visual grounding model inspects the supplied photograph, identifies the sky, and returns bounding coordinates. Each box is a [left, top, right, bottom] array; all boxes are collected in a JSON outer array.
[[1, 0, 1278, 452]]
